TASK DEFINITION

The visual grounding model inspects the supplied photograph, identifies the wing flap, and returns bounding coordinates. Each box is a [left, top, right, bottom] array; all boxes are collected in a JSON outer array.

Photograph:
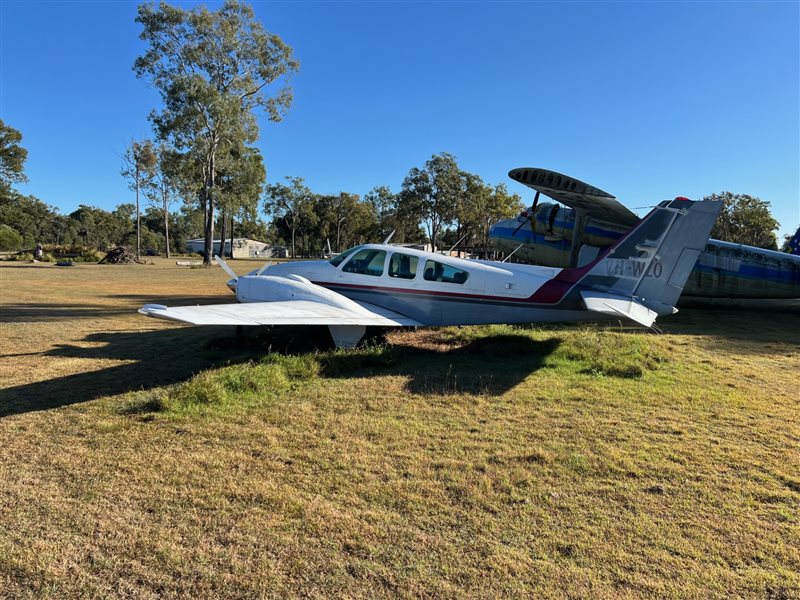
[[139, 301, 421, 327]]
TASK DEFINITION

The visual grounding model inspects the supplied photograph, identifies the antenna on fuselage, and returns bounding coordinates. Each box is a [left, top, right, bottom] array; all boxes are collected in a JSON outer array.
[[382, 230, 396, 245], [214, 255, 239, 281], [501, 243, 524, 263]]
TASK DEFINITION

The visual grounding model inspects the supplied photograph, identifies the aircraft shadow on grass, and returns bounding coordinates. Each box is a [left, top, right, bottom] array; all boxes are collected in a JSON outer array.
[[0, 296, 234, 324], [3, 301, 796, 418], [0, 326, 561, 418]]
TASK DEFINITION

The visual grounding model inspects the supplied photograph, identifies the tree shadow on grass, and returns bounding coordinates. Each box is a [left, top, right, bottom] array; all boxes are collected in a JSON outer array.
[[1, 303, 137, 323], [0, 326, 561, 417], [0, 326, 247, 417], [2, 295, 234, 323]]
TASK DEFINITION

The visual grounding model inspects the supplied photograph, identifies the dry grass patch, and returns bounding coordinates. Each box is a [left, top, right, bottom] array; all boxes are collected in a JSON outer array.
[[1, 262, 799, 598]]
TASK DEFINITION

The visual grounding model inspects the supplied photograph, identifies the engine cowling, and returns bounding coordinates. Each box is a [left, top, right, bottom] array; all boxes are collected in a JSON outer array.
[[234, 274, 369, 314]]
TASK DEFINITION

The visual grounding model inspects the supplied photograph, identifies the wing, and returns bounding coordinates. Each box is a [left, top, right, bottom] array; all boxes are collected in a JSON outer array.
[[509, 167, 639, 226], [138, 300, 421, 327]]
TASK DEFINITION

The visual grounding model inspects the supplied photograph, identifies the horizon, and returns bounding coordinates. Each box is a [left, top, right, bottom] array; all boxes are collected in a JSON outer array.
[[1, 0, 798, 240]]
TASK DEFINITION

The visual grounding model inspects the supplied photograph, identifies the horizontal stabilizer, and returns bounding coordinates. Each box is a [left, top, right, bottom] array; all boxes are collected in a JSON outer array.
[[581, 291, 660, 328]]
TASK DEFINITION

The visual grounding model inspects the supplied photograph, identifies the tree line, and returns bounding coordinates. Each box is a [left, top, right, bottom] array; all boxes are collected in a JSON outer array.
[[1, 123, 523, 258]]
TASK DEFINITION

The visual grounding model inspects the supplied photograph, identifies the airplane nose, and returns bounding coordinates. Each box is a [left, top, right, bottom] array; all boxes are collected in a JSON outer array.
[[226, 278, 237, 293]]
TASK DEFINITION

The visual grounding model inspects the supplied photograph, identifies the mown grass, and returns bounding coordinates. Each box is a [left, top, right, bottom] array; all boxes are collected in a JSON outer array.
[[0, 261, 798, 599]]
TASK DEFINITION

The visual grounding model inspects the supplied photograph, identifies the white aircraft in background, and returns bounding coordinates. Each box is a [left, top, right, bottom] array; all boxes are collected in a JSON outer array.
[[140, 197, 722, 347]]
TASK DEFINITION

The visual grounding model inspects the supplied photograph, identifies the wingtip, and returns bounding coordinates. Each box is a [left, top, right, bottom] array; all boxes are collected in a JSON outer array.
[[139, 303, 168, 316]]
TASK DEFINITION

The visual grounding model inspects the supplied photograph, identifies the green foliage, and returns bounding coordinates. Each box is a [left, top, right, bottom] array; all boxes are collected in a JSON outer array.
[[707, 191, 780, 250], [7, 252, 33, 262], [0, 119, 28, 193], [135, 0, 299, 265], [455, 180, 523, 249], [398, 153, 463, 250], [121, 139, 158, 258], [264, 176, 316, 257], [0, 192, 74, 246], [398, 153, 523, 251], [0, 224, 23, 251], [70, 248, 104, 263]]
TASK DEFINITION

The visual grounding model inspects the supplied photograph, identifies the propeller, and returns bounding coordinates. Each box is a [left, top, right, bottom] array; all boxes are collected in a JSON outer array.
[[512, 191, 540, 236], [214, 255, 238, 282]]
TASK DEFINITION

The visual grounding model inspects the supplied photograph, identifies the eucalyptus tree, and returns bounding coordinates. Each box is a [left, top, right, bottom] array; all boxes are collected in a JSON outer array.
[[0, 120, 27, 197], [146, 144, 181, 257], [707, 191, 780, 250], [398, 153, 462, 250], [0, 193, 62, 246], [120, 139, 157, 258], [461, 180, 523, 249], [264, 176, 314, 258], [134, 0, 298, 266], [216, 145, 266, 256], [363, 186, 397, 242]]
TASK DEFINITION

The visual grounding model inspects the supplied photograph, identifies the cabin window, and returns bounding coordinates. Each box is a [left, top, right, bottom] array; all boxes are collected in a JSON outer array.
[[388, 253, 419, 279], [422, 260, 470, 284], [329, 245, 362, 267], [342, 249, 387, 276]]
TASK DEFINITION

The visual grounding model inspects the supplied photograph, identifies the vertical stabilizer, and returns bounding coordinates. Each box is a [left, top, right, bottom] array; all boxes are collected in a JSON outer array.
[[579, 198, 722, 313]]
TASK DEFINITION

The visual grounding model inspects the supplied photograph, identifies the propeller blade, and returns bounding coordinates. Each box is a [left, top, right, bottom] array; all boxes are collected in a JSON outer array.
[[531, 190, 540, 212], [512, 220, 527, 236], [214, 255, 238, 281]]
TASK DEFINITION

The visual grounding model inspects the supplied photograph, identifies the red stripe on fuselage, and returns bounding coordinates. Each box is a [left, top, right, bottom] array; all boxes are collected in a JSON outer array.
[[312, 280, 534, 303], [313, 279, 583, 306]]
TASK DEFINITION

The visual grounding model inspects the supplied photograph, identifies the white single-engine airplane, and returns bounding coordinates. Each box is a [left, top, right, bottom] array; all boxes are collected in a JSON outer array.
[[140, 197, 722, 347]]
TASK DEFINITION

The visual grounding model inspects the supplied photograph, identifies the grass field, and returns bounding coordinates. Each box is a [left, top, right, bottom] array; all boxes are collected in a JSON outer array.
[[0, 259, 798, 599]]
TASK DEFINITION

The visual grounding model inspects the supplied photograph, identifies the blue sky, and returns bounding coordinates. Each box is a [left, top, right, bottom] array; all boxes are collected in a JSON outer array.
[[1, 1, 798, 239]]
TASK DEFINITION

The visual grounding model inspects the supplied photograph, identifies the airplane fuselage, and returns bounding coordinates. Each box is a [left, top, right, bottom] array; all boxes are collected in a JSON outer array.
[[141, 197, 722, 347], [237, 245, 599, 327]]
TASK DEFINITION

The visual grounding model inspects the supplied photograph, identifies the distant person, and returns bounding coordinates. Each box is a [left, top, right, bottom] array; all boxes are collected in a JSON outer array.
[[33, 243, 43, 260]]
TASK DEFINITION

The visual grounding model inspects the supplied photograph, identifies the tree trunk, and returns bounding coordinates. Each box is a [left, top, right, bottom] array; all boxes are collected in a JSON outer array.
[[291, 226, 296, 258], [219, 207, 228, 259], [230, 215, 235, 261], [135, 167, 141, 260], [203, 151, 216, 266], [163, 182, 171, 259]]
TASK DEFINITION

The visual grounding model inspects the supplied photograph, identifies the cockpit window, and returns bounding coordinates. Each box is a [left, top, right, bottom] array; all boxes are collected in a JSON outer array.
[[422, 260, 470, 284], [342, 248, 387, 276], [388, 253, 419, 279], [329, 245, 362, 267]]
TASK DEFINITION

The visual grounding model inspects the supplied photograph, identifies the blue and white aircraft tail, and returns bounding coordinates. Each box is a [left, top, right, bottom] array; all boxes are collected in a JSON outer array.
[[140, 198, 721, 347], [491, 167, 800, 299]]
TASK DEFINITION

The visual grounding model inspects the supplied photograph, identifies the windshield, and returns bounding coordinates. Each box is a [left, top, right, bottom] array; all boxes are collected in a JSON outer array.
[[329, 245, 363, 267]]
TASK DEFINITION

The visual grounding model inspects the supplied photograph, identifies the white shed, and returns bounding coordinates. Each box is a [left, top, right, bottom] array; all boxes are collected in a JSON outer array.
[[185, 238, 271, 259]]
